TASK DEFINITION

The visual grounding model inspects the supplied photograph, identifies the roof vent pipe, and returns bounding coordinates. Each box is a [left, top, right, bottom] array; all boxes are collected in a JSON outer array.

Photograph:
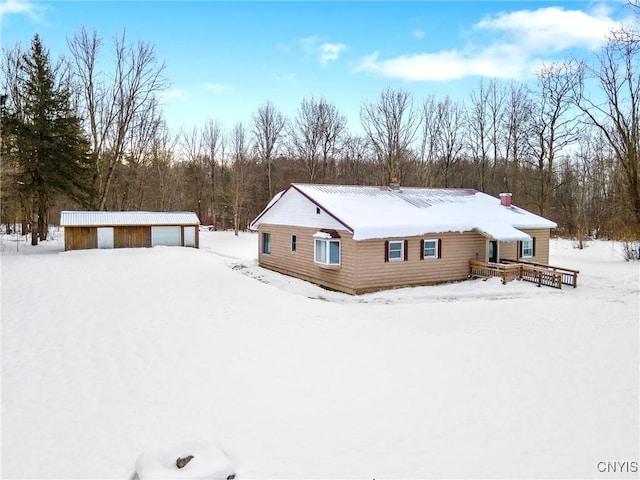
[[500, 192, 512, 207]]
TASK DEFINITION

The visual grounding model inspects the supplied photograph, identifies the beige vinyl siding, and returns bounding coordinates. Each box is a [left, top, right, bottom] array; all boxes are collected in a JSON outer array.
[[257, 224, 357, 293], [353, 231, 487, 293], [527, 228, 551, 263], [498, 228, 551, 264], [499, 240, 518, 261], [257, 223, 553, 294]]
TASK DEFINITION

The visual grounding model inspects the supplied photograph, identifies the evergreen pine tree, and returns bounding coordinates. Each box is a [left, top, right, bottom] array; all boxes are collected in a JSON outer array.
[[2, 34, 94, 245]]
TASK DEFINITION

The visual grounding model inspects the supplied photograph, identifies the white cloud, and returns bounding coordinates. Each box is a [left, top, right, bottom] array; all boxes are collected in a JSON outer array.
[[298, 35, 347, 66], [202, 82, 233, 94], [354, 51, 467, 81], [474, 5, 620, 52], [0, 0, 45, 22], [319, 42, 347, 66], [354, 5, 623, 82], [412, 29, 425, 40]]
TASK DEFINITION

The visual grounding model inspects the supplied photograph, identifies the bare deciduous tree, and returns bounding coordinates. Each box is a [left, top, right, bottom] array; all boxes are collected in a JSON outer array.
[[179, 126, 206, 219], [147, 122, 179, 211], [228, 122, 249, 235], [573, 26, 640, 232], [467, 80, 492, 191], [201, 118, 225, 227], [337, 134, 371, 184], [67, 29, 103, 162], [68, 28, 168, 210], [418, 95, 440, 186], [434, 96, 467, 187], [486, 79, 507, 171], [419, 95, 467, 187], [317, 99, 346, 183], [502, 81, 533, 194], [289, 96, 326, 183], [528, 61, 581, 216], [360, 87, 421, 184], [0, 45, 29, 232], [252, 101, 286, 199], [468, 79, 507, 191]]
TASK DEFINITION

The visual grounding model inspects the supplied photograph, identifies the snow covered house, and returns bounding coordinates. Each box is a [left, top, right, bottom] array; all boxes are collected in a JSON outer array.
[[60, 211, 200, 251], [249, 184, 558, 294]]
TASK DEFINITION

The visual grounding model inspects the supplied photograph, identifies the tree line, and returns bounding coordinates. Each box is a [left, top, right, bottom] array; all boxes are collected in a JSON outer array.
[[1, 2, 638, 244]]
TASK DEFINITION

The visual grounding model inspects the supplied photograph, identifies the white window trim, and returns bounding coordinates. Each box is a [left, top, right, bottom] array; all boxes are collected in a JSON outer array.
[[388, 240, 404, 262], [314, 238, 341, 265], [522, 239, 534, 258], [423, 239, 438, 259]]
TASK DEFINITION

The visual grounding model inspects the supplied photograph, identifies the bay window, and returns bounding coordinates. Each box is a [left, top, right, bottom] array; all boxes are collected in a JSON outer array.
[[315, 238, 340, 265]]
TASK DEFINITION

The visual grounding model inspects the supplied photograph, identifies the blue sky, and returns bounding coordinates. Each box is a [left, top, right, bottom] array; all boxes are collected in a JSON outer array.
[[0, 0, 632, 134]]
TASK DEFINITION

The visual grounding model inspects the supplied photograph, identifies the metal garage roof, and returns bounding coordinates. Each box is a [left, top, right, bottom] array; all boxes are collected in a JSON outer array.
[[60, 211, 200, 227]]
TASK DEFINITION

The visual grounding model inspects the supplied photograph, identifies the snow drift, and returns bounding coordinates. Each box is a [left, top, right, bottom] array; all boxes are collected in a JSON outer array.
[[1, 231, 638, 479]]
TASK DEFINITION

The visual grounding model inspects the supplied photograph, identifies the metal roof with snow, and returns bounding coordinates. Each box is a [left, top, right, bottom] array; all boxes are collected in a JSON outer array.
[[60, 211, 200, 227], [250, 183, 557, 241]]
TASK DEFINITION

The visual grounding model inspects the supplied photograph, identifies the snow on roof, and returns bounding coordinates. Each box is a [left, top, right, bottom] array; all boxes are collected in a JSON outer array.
[[60, 211, 200, 227], [252, 184, 556, 241], [477, 224, 531, 242]]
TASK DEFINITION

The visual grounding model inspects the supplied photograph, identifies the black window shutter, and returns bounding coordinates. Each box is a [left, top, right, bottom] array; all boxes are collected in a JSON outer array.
[[384, 240, 389, 262], [420, 239, 424, 260], [532, 237, 536, 257], [518, 241, 523, 258], [438, 238, 442, 258], [404, 240, 408, 261]]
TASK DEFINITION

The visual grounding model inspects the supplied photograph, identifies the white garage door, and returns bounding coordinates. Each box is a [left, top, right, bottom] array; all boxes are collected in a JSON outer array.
[[183, 226, 196, 247], [151, 226, 181, 247], [97, 227, 114, 248]]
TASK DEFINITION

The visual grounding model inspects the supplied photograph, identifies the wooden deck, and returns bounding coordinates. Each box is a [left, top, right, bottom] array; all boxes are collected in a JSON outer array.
[[469, 260, 579, 289]]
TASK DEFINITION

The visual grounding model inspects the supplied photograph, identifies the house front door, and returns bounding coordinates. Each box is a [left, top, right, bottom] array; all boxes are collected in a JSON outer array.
[[488, 240, 498, 263]]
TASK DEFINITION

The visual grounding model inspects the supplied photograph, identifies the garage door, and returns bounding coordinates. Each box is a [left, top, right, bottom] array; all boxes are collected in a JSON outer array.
[[151, 226, 181, 246]]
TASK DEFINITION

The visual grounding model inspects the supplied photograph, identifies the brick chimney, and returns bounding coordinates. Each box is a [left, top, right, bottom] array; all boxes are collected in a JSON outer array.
[[499, 192, 512, 207]]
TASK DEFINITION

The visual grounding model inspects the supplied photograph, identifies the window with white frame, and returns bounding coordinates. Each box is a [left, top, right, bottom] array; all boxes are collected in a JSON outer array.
[[315, 238, 340, 265], [388, 240, 404, 261], [423, 239, 438, 258], [262, 232, 271, 254], [522, 239, 533, 258], [291, 234, 297, 252]]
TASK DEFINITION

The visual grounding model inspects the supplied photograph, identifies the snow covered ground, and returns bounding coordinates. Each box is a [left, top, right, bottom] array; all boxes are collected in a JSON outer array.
[[1, 230, 638, 479]]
